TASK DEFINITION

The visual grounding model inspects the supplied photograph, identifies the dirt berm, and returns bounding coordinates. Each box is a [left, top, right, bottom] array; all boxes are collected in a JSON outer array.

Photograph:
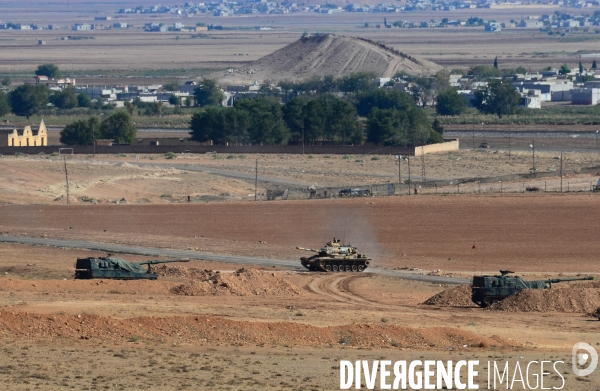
[[0, 311, 518, 350], [422, 285, 476, 307], [489, 282, 600, 313], [423, 282, 600, 313], [163, 267, 303, 296]]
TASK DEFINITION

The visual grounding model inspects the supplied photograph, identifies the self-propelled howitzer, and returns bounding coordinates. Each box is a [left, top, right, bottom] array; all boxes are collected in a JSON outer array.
[[74, 256, 190, 280], [296, 238, 370, 272], [471, 270, 594, 307]]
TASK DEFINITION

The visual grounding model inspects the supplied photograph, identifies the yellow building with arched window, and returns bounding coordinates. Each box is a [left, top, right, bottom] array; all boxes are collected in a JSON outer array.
[[3, 120, 48, 147]]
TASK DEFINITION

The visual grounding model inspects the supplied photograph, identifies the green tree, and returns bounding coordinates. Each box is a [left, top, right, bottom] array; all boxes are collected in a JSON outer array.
[[125, 101, 135, 115], [59, 117, 101, 145], [77, 92, 92, 108], [185, 96, 193, 107], [100, 111, 136, 143], [336, 71, 377, 93], [51, 86, 78, 109], [355, 88, 414, 116], [468, 65, 502, 80], [559, 64, 571, 75], [193, 78, 225, 106], [1, 77, 11, 87], [366, 108, 408, 145], [169, 94, 181, 106], [0, 90, 9, 117], [579, 61, 584, 74], [493, 56, 498, 69], [189, 107, 249, 145], [162, 81, 180, 92], [473, 80, 521, 118], [35, 63, 61, 79], [436, 88, 467, 116], [9, 84, 50, 118], [234, 97, 290, 145], [282, 97, 306, 144], [593, 60, 597, 70], [411, 72, 450, 108]]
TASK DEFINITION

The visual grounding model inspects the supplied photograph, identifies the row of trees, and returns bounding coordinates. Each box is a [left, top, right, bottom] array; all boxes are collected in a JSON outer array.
[[59, 111, 137, 145], [189, 88, 443, 146]]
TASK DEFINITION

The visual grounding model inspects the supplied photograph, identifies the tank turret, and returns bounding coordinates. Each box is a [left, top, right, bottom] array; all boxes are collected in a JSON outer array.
[[471, 270, 593, 307], [296, 238, 370, 272], [74, 256, 190, 280]]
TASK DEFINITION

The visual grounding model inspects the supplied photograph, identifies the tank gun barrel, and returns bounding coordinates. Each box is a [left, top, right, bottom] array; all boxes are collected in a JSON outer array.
[[136, 258, 191, 265], [296, 247, 318, 252], [544, 276, 593, 284]]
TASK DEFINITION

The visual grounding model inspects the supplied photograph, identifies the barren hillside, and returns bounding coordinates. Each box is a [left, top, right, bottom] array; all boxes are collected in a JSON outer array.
[[224, 34, 441, 83]]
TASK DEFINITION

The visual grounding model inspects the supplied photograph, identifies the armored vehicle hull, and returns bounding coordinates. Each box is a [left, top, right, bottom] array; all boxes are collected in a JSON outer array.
[[75, 257, 189, 280], [297, 238, 370, 272], [300, 254, 370, 272], [471, 270, 593, 307]]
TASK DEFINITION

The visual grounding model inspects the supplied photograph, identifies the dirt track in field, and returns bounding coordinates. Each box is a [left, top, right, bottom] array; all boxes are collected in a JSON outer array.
[[1, 194, 599, 273]]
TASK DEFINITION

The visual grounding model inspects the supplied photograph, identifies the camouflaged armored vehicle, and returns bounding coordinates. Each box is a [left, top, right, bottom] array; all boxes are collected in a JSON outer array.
[[471, 270, 593, 307], [296, 238, 370, 272], [75, 256, 190, 280]]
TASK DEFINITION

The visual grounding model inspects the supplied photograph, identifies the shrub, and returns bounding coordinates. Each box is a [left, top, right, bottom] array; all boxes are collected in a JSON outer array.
[[165, 151, 177, 159]]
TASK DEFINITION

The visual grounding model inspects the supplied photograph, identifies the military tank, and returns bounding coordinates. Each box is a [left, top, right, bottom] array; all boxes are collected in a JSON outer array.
[[471, 270, 594, 307], [296, 238, 370, 272], [74, 256, 190, 280]]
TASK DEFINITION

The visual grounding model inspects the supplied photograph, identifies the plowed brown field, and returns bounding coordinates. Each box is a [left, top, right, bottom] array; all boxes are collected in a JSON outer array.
[[1, 194, 599, 272]]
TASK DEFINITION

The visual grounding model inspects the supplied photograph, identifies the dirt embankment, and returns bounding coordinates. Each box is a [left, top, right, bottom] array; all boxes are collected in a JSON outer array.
[[164, 267, 303, 296], [489, 282, 600, 313], [0, 310, 517, 350], [424, 282, 600, 313], [422, 285, 475, 307]]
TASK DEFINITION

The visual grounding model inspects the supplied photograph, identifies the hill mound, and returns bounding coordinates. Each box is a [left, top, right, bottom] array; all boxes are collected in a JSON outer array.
[[234, 34, 440, 82]]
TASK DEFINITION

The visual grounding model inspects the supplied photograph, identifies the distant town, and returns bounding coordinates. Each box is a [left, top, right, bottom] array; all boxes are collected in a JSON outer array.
[[3, 1, 600, 33]]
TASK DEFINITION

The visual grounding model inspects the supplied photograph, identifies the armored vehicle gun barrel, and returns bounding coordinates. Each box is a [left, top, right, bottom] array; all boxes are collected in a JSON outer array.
[[136, 259, 191, 266], [544, 276, 593, 284], [472, 271, 594, 307], [296, 247, 318, 252]]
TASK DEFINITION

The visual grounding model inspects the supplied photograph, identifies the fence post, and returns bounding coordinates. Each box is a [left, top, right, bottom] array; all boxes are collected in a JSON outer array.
[[457, 183, 460, 194], [544, 181, 546, 192], [567, 182, 569, 192]]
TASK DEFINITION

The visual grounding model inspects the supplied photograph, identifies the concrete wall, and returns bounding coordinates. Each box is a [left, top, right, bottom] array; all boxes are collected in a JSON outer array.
[[414, 139, 459, 156], [0, 139, 459, 156]]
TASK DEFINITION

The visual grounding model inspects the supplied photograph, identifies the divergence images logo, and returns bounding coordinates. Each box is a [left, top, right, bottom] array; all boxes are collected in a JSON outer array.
[[572, 342, 598, 377]]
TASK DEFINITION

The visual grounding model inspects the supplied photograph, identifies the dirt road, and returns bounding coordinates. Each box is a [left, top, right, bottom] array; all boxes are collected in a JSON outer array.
[[0, 235, 469, 284]]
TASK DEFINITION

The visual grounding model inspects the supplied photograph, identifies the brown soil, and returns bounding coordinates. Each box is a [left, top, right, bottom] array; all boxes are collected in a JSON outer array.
[[0, 310, 513, 350], [168, 268, 303, 296], [423, 284, 476, 307], [2, 195, 600, 273], [490, 282, 600, 313]]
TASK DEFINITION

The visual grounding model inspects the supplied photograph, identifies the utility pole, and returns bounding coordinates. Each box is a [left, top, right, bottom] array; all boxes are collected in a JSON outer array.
[[530, 140, 535, 176], [420, 146, 426, 184], [560, 152, 563, 193], [63, 155, 70, 205], [407, 156, 411, 195], [398, 153, 401, 184], [508, 130, 511, 161], [302, 126, 305, 155], [255, 159, 258, 201]]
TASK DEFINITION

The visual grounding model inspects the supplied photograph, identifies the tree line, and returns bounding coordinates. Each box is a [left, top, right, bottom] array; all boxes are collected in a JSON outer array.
[[189, 88, 443, 146]]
